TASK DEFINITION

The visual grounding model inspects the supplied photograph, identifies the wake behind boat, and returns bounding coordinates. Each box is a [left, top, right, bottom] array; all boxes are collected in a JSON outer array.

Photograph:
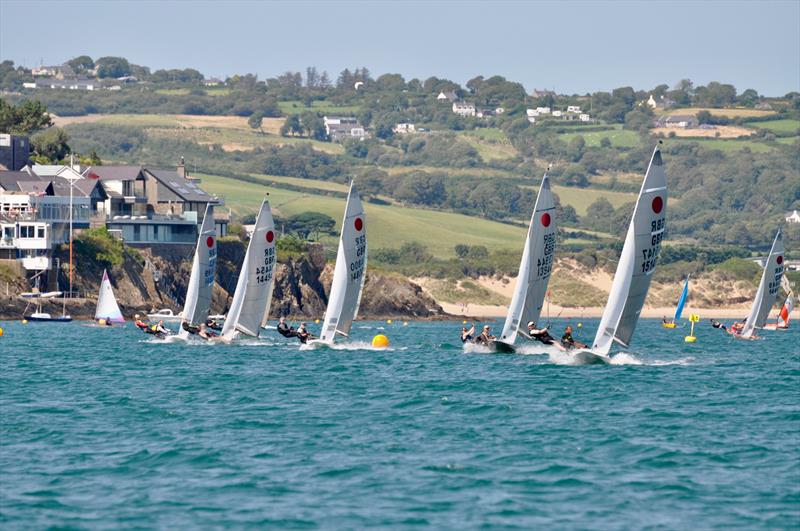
[[307, 181, 367, 348]]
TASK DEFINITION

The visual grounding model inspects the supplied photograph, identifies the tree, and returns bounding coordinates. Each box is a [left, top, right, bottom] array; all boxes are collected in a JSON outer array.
[[300, 111, 326, 140], [287, 211, 336, 240], [31, 127, 70, 163], [280, 115, 303, 136], [0, 99, 52, 134], [95, 56, 131, 78], [248, 112, 263, 133], [582, 197, 617, 232], [66, 55, 94, 73], [455, 244, 470, 258]]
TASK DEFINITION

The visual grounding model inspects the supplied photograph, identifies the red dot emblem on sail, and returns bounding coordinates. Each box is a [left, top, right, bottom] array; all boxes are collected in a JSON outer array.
[[541, 213, 551, 227], [652, 196, 663, 214], [206, 236, 214, 248], [777, 255, 783, 265], [266, 230, 274, 243], [354, 217, 363, 231]]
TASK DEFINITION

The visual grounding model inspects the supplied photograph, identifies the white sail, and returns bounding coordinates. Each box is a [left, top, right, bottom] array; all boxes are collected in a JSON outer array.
[[499, 174, 557, 346], [221, 197, 276, 339], [742, 229, 785, 338], [94, 269, 125, 323], [178, 204, 217, 338], [317, 182, 367, 344], [592, 145, 667, 355]]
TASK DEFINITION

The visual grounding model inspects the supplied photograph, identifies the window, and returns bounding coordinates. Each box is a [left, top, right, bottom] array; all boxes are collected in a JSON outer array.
[[37, 227, 45, 238], [123, 181, 134, 196]]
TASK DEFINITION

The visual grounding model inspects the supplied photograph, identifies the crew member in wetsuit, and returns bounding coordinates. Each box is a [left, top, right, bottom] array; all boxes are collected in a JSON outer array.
[[277, 317, 297, 338], [134, 314, 149, 331], [525, 321, 557, 345], [475, 325, 496, 345], [460, 324, 475, 343], [710, 319, 727, 331], [296, 322, 314, 344], [206, 317, 223, 331], [561, 325, 587, 350]]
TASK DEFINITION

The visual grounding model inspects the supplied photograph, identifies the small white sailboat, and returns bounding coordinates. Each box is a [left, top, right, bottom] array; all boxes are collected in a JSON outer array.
[[178, 204, 217, 339], [220, 197, 277, 340], [577, 144, 667, 364], [493, 173, 557, 353], [739, 229, 785, 339], [308, 181, 367, 347], [762, 294, 793, 331], [94, 269, 125, 324], [662, 275, 689, 329]]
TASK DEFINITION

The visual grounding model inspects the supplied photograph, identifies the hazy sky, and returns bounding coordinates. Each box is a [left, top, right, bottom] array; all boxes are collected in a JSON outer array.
[[1, 0, 798, 96]]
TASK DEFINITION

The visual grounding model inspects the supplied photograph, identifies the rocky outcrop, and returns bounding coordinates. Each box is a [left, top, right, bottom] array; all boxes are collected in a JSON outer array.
[[0, 242, 445, 320]]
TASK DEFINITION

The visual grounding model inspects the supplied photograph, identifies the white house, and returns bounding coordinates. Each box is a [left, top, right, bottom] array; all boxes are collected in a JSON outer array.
[[393, 123, 416, 134], [535, 107, 551, 115], [567, 106, 581, 113], [526, 109, 540, 118], [552, 110, 563, 118], [786, 210, 800, 224], [452, 101, 476, 117], [579, 113, 592, 122]]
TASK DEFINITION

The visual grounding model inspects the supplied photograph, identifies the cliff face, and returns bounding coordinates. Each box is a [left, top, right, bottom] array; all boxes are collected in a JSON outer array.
[[0, 241, 444, 320]]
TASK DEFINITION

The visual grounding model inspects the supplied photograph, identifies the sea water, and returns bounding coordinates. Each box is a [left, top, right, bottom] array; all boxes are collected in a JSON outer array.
[[1, 319, 798, 529]]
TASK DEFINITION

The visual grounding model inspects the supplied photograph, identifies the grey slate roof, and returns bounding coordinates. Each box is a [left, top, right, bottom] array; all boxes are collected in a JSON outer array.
[[0, 171, 42, 192], [144, 168, 217, 203], [83, 165, 144, 181]]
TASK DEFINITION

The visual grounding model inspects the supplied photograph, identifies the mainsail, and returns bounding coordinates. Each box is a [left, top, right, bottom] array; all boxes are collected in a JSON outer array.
[[499, 174, 557, 346], [592, 145, 667, 355], [94, 269, 125, 323], [741, 229, 785, 338], [178, 204, 217, 338], [674, 275, 690, 322], [317, 182, 367, 344], [221, 197, 276, 339]]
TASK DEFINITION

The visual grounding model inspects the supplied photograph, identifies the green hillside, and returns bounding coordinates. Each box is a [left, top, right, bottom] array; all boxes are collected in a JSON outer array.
[[197, 173, 529, 257]]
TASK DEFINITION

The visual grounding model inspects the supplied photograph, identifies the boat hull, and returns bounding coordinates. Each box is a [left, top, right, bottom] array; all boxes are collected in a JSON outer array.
[[572, 350, 610, 365], [26, 315, 73, 323], [661, 322, 677, 329], [489, 341, 516, 353]]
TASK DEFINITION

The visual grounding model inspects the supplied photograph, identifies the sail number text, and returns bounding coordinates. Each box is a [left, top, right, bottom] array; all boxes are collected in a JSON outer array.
[[768, 264, 784, 296], [255, 247, 275, 284], [537, 233, 556, 278], [641, 217, 665, 274], [205, 247, 217, 285], [350, 235, 366, 282]]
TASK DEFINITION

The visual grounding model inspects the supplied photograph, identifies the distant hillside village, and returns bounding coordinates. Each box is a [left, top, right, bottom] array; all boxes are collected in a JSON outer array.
[[1, 134, 228, 288]]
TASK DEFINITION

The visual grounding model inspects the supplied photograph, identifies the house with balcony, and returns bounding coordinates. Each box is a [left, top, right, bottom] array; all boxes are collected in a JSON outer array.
[[0, 218, 51, 272]]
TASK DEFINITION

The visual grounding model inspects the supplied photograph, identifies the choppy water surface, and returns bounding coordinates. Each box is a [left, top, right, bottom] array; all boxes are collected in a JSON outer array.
[[1, 319, 798, 528]]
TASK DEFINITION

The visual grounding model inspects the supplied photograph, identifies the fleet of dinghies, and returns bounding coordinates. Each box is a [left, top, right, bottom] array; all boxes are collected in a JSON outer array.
[[85, 142, 788, 354]]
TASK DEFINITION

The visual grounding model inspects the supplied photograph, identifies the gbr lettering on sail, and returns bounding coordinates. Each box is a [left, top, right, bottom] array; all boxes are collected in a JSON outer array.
[[642, 196, 665, 275]]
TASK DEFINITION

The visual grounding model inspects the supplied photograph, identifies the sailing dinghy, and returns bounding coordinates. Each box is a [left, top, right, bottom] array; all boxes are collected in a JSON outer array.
[[762, 292, 793, 330], [178, 204, 217, 340], [220, 197, 277, 341], [308, 181, 366, 347], [574, 144, 668, 364], [662, 275, 689, 328], [492, 173, 557, 353], [95, 269, 125, 324], [738, 229, 785, 339]]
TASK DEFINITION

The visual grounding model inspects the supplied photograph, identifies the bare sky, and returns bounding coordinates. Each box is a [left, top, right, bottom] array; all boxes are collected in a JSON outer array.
[[1, 0, 798, 95]]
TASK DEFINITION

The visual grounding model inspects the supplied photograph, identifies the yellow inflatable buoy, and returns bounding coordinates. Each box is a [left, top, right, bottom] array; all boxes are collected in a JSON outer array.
[[403, 321, 408, 326], [22, 319, 28, 325], [386, 319, 393, 325], [98, 319, 107, 326], [0, 326, 4, 337], [372, 334, 390, 348], [577, 323, 582, 328], [315, 319, 320, 324], [462, 320, 467, 324], [685, 335, 697, 343]]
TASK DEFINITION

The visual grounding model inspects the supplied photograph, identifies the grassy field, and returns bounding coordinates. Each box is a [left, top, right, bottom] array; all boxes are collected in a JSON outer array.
[[745, 119, 800, 134], [278, 100, 361, 115], [196, 173, 529, 257], [558, 126, 641, 148], [670, 137, 775, 153], [548, 185, 636, 215], [664, 107, 776, 118], [459, 128, 518, 161]]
